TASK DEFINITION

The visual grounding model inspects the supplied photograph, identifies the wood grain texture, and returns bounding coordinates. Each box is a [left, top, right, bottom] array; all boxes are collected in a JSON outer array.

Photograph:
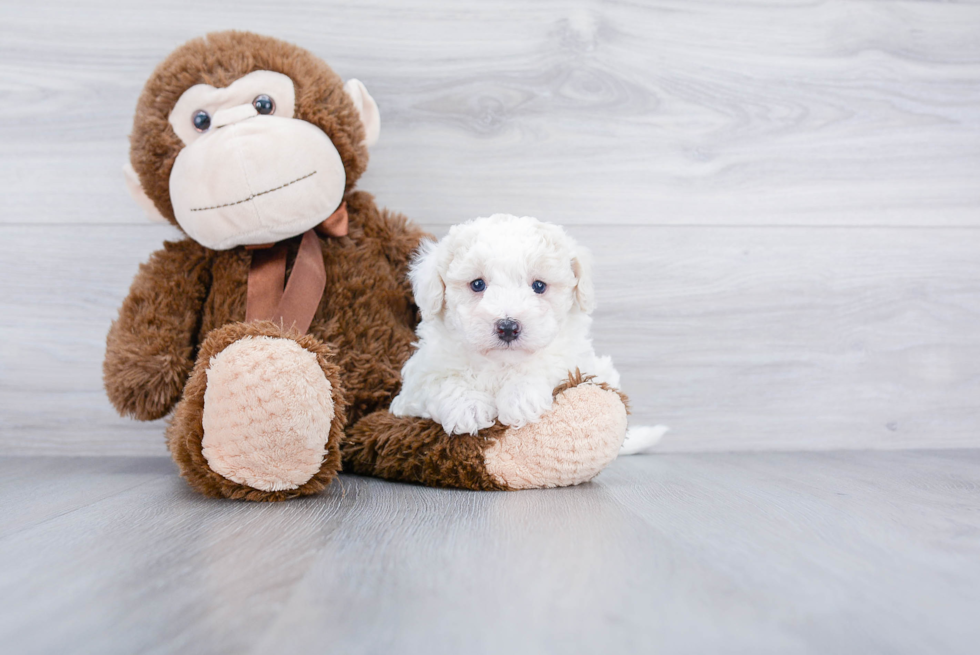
[[2, 224, 979, 454], [1, 451, 978, 654], [0, 0, 978, 226], [1, 1, 979, 454]]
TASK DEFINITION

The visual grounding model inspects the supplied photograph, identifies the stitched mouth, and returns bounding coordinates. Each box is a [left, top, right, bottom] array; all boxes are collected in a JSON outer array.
[[189, 170, 317, 212]]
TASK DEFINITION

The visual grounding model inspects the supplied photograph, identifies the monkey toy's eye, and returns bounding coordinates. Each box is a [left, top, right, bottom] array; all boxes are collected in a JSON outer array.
[[253, 94, 275, 115], [192, 110, 211, 132], [531, 280, 547, 294], [470, 279, 486, 292]]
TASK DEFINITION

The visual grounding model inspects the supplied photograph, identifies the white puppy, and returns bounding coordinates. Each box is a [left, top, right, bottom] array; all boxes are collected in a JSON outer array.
[[390, 214, 666, 453]]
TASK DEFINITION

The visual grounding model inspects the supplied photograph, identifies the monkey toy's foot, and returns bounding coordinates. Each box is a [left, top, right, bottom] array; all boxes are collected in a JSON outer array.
[[168, 322, 347, 501], [344, 372, 627, 491], [481, 373, 628, 489]]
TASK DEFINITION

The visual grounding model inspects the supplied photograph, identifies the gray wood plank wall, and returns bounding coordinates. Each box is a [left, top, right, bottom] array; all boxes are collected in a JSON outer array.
[[1, 0, 978, 454]]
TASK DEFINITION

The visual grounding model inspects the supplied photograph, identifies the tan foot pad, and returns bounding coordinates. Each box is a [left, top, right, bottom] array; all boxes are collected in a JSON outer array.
[[201, 336, 335, 491], [483, 383, 628, 490]]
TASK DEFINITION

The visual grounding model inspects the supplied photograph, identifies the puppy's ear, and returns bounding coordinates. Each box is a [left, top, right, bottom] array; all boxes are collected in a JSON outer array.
[[571, 246, 596, 314], [409, 238, 450, 319]]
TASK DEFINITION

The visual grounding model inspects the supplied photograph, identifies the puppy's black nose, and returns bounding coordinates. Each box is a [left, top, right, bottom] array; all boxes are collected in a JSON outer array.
[[495, 318, 521, 343]]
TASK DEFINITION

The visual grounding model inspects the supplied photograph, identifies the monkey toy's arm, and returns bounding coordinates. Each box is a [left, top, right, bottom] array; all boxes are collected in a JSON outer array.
[[104, 239, 212, 421], [345, 372, 628, 491]]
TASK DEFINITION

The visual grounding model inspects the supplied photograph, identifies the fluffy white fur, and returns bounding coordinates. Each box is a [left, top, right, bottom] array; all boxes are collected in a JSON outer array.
[[390, 214, 665, 454]]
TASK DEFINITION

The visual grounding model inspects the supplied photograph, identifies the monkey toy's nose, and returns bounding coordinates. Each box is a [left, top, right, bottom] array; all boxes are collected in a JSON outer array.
[[495, 318, 521, 343], [211, 103, 259, 129]]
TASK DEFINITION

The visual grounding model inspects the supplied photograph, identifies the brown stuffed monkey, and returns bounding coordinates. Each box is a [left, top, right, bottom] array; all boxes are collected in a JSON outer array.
[[104, 31, 628, 501]]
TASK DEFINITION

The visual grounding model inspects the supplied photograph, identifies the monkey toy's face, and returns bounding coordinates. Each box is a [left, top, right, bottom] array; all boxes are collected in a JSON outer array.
[[168, 70, 350, 249], [126, 31, 380, 250]]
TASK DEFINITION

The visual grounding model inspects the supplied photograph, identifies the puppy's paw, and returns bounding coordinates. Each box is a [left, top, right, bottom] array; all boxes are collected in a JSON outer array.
[[443, 397, 498, 436], [429, 388, 498, 436], [495, 379, 554, 429]]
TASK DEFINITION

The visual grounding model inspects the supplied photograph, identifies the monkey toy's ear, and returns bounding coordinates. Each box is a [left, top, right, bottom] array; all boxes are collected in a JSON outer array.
[[123, 161, 170, 224], [343, 79, 380, 148]]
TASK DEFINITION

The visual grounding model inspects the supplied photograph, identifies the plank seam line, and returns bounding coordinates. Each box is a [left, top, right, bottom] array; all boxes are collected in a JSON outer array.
[[0, 473, 173, 544]]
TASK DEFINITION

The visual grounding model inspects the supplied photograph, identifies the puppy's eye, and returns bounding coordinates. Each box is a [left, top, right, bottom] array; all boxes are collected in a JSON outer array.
[[532, 280, 547, 294], [470, 279, 486, 292], [192, 110, 211, 132], [253, 94, 275, 115]]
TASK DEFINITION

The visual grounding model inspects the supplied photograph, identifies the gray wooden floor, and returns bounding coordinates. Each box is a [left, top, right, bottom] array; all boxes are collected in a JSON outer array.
[[1, 451, 978, 655]]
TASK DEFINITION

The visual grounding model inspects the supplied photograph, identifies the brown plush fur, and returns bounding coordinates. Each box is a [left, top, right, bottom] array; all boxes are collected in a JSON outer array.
[[344, 413, 509, 491], [104, 238, 212, 420], [168, 321, 348, 501]]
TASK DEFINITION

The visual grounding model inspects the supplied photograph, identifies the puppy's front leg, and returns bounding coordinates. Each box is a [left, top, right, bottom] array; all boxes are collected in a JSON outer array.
[[495, 377, 554, 429], [428, 381, 498, 436]]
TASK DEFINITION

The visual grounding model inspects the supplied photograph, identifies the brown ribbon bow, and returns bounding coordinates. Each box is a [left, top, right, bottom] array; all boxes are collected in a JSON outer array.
[[245, 202, 348, 334]]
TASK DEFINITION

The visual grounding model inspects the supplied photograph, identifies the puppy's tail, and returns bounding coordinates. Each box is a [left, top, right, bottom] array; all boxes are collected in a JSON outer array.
[[619, 425, 669, 456]]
